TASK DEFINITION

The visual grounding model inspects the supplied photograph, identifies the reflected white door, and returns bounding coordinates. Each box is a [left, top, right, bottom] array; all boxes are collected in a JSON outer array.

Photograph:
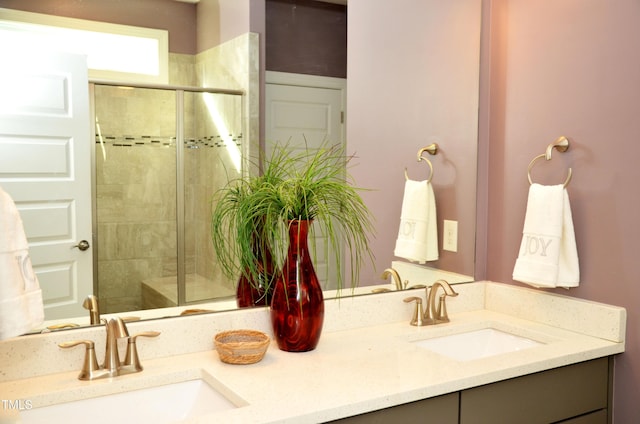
[[265, 72, 345, 290], [0, 50, 93, 320]]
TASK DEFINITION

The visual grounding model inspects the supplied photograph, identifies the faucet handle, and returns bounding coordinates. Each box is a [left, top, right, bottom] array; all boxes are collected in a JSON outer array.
[[403, 297, 426, 326], [122, 331, 161, 373], [59, 340, 104, 381], [434, 284, 459, 323], [436, 294, 452, 322]]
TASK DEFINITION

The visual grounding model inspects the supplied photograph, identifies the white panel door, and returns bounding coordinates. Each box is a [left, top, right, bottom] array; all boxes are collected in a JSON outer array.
[[0, 49, 92, 320], [265, 73, 345, 290]]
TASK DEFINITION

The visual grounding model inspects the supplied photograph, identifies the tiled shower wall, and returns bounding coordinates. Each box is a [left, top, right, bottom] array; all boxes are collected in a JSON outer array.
[[193, 32, 260, 281], [95, 85, 179, 314], [96, 34, 257, 313]]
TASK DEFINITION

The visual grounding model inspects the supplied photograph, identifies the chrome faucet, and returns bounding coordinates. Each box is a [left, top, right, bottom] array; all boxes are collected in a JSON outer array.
[[403, 279, 459, 326], [381, 268, 406, 290], [59, 317, 160, 380]]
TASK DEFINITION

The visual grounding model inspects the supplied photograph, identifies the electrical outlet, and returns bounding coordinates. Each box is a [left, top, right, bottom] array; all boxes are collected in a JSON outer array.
[[443, 220, 458, 252]]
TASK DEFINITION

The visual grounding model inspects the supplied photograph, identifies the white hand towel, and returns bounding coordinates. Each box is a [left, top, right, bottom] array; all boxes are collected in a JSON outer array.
[[513, 183, 579, 288], [0, 186, 44, 340], [394, 179, 439, 263]]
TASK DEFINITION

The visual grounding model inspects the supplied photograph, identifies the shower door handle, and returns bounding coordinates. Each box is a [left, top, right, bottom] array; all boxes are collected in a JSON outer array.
[[72, 240, 90, 251]]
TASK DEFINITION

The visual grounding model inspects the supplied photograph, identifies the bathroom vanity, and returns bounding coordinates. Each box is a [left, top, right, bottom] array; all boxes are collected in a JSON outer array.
[[0, 282, 625, 423], [334, 358, 609, 423]]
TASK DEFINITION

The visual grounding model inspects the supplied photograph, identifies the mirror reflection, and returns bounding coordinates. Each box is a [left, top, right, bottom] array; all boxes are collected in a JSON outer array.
[[93, 85, 242, 315], [0, 0, 480, 333]]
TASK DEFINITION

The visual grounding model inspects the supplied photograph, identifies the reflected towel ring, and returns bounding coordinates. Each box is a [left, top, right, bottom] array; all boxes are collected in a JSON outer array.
[[404, 143, 438, 182], [527, 154, 572, 187]]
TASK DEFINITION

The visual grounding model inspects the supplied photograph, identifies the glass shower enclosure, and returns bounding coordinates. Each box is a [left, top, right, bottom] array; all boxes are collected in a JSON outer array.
[[91, 82, 244, 314]]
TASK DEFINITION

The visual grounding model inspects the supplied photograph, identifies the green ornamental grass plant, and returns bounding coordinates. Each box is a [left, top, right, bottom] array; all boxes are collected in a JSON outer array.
[[210, 146, 293, 296], [211, 142, 374, 296]]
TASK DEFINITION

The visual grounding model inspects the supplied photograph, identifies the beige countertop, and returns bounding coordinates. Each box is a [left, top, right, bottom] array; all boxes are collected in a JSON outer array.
[[0, 281, 626, 423]]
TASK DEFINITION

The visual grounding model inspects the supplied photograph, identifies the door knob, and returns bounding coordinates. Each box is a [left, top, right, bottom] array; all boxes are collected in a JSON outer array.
[[73, 240, 90, 251]]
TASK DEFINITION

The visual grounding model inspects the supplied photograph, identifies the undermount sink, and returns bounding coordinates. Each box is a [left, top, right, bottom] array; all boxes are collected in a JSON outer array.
[[414, 327, 542, 361], [20, 374, 243, 424]]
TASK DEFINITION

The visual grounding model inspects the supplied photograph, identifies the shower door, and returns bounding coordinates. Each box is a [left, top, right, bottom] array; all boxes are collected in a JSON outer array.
[[93, 84, 242, 314], [180, 90, 241, 305], [94, 85, 180, 313]]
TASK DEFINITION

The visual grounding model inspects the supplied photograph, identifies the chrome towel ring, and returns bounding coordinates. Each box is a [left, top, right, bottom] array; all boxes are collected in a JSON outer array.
[[405, 143, 439, 182], [527, 136, 572, 188]]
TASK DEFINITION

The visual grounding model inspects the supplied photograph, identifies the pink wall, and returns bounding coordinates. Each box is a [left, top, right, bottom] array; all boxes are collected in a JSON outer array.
[[347, 0, 481, 283], [482, 1, 640, 421]]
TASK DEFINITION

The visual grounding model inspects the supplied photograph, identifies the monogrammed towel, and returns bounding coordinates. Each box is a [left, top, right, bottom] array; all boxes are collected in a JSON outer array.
[[394, 179, 438, 263], [0, 186, 44, 340], [512, 183, 579, 288]]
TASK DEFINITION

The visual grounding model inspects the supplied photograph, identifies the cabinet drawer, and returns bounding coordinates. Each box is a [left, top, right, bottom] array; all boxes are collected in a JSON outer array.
[[559, 409, 608, 424], [331, 392, 459, 424], [460, 358, 609, 424]]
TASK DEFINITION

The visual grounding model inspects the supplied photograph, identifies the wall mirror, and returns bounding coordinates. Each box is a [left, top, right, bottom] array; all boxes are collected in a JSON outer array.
[[0, 0, 481, 334]]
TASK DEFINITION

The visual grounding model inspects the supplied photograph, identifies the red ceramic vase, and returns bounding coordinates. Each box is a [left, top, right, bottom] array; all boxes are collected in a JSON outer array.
[[236, 273, 272, 308], [236, 237, 275, 308], [270, 220, 325, 352]]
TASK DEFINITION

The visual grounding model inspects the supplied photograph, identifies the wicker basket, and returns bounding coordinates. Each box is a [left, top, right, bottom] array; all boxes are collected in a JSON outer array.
[[214, 329, 270, 365]]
